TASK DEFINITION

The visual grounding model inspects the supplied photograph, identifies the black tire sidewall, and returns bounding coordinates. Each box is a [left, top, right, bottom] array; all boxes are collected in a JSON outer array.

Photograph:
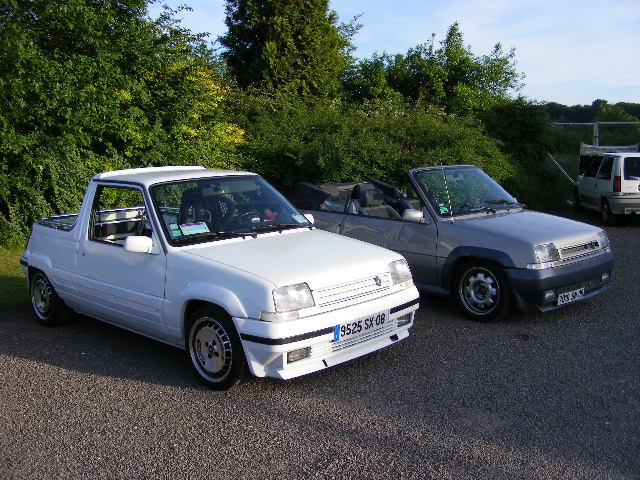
[[574, 189, 584, 212], [601, 200, 618, 226]]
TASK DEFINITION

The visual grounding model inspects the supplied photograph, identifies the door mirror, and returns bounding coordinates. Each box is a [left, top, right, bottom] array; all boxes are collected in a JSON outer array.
[[402, 208, 425, 223], [124, 235, 154, 253], [304, 213, 315, 224]]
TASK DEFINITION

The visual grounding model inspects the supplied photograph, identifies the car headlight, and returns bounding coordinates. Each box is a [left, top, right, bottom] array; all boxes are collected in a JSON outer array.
[[597, 231, 610, 251], [261, 283, 315, 321], [274, 282, 315, 311], [389, 259, 413, 285], [528, 243, 560, 269]]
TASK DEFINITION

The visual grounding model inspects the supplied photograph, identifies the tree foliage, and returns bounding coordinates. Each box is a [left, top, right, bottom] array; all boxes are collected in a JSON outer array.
[[227, 91, 515, 194], [0, 0, 243, 242], [219, 0, 350, 98], [343, 23, 523, 116], [2, 0, 637, 246]]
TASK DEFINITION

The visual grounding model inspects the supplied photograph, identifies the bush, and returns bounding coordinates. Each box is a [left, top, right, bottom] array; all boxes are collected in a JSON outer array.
[[230, 92, 516, 194]]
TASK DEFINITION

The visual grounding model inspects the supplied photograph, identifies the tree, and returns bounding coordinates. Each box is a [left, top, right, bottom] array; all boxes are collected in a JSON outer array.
[[219, 0, 350, 98], [0, 0, 242, 242], [343, 23, 524, 115]]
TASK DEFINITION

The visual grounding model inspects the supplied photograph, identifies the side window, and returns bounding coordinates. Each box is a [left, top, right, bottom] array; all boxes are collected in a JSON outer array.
[[585, 156, 603, 178], [597, 157, 613, 180], [90, 186, 150, 244], [623, 156, 640, 180]]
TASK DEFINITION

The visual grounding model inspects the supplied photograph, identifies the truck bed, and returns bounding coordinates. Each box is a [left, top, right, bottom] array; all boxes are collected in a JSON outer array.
[[37, 214, 79, 231]]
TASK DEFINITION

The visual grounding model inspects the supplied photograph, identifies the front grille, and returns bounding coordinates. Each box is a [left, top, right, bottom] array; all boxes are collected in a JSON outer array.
[[560, 241, 601, 260], [313, 274, 391, 308], [557, 275, 603, 294]]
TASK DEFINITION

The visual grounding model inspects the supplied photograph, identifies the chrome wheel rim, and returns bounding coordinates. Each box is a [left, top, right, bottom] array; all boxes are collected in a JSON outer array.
[[190, 318, 232, 381], [31, 274, 52, 320]]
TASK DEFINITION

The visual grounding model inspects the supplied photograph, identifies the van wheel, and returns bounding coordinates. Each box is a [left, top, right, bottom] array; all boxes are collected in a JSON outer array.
[[186, 306, 247, 391], [29, 271, 69, 326], [601, 200, 618, 226], [573, 189, 584, 212], [454, 260, 512, 322]]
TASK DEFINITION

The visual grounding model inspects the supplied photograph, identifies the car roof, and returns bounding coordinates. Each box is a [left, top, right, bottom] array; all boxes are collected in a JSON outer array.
[[92, 166, 257, 187]]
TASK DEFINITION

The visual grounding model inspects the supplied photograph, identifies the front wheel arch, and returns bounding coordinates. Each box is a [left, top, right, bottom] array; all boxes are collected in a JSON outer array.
[[185, 304, 248, 391]]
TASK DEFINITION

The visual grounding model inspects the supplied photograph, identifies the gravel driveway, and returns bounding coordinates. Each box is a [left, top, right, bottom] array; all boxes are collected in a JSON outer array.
[[1, 210, 638, 479]]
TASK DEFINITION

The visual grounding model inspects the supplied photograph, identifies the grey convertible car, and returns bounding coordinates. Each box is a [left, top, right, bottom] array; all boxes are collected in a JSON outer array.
[[289, 165, 615, 321]]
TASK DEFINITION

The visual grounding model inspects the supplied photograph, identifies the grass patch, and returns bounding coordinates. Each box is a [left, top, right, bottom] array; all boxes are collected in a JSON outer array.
[[0, 244, 29, 312]]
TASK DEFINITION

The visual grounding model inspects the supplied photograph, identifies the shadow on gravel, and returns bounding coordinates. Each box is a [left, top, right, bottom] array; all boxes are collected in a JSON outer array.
[[0, 307, 201, 390]]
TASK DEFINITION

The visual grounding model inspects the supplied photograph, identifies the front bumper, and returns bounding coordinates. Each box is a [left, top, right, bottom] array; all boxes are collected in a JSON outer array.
[[505, 251, 615, 313], [233, 286, 420, 379]]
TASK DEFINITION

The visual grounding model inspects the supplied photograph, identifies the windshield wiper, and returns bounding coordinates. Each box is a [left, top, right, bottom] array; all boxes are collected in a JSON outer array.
[[251, 223, 305, 233], [450, 203, 497, 214], [172, 231, 251, 245], [485, 199, 527, 208]]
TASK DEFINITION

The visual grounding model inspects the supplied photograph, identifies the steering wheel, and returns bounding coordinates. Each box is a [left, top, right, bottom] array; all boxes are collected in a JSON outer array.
[[227, 211, 263, 230]]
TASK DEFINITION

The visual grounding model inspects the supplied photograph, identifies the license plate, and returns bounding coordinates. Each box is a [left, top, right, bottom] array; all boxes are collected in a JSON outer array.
[[558, 287, 585, 305], [334, 311, 388, 342]]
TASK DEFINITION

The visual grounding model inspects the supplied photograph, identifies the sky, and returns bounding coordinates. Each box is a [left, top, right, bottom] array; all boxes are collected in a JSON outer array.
[[147, 0, 640, 106]]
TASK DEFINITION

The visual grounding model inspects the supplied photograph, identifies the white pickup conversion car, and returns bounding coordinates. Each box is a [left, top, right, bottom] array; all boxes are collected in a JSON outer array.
[[21, 166, 419, 390]]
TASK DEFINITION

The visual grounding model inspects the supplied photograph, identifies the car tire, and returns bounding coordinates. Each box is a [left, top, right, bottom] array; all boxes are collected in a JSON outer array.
[[573, 189, 584, 212], [29, 270, 71, 326], [601, 199, 618, 226], [186, 306, 247, 391], [454, 260, 512, 322]]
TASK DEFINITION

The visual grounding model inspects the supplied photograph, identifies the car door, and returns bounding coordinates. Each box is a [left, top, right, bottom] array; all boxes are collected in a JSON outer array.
[[580, 156, 604, 206], [593, 156, 614, 207], [76, 183, 168, 335], [340, 207, 440, 288]]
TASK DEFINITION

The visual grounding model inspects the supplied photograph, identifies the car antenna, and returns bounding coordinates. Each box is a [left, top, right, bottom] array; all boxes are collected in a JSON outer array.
[[441, 164, 455, 223]]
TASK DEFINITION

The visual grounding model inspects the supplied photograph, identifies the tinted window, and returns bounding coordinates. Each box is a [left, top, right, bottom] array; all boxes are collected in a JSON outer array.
[[597, 157, 613, 180], [585, 156, 603, 178], [623, 156, 640, 180]]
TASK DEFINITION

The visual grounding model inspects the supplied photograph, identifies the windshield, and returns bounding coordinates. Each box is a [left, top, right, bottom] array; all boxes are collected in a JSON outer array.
[[150, 175, 311, 246], [414, 167, 520, 217]]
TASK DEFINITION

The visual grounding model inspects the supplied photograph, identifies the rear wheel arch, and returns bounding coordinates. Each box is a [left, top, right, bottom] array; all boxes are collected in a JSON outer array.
[[601, 198, 618, 226], [28, 267, 73, 326]]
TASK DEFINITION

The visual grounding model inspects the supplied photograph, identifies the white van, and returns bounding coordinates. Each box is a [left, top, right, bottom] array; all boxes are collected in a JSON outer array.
[[575, 152, 640, 225]]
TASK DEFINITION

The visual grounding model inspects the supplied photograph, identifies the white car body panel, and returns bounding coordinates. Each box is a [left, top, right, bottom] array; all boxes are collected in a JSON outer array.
[[21, 167, 419, 382]]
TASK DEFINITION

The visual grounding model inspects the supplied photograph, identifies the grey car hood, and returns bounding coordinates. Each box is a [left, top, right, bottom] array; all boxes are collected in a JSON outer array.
[[443, 209, 603, 254]]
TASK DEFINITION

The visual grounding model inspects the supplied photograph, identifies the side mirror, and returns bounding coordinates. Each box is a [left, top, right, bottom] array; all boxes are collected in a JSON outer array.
[[304, 213, 315, 224], [124, 235, 154, 253], [402, 208, 425, 224]]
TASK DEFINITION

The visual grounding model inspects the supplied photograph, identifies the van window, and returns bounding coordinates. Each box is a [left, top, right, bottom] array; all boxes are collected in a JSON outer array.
[[597, 157, 613, 180], [623, 156, 640, 180], [584, 156, 603, 178]]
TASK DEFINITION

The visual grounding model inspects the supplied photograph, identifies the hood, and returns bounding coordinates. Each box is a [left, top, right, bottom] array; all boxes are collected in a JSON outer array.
[[180, 228, 401, 289], [449, 210, 603, 247]]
